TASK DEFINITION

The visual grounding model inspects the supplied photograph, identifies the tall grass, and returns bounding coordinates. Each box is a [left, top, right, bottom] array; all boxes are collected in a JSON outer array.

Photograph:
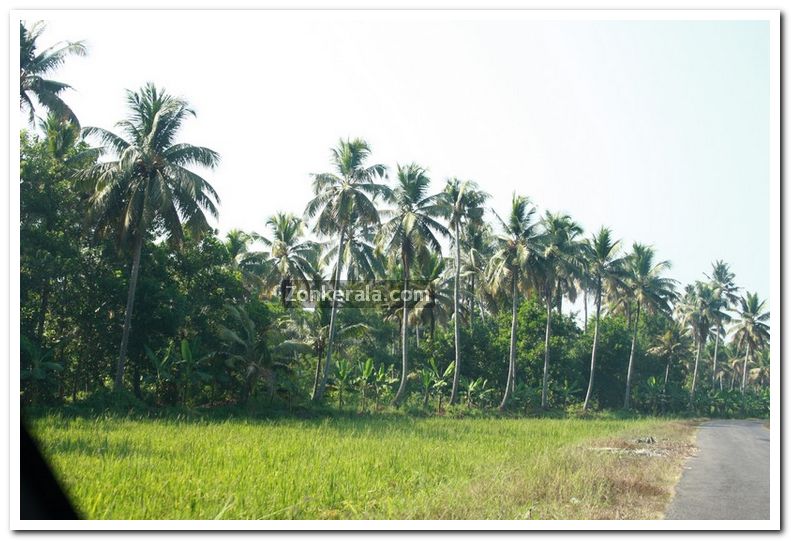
[[28, 414, 692, 520]]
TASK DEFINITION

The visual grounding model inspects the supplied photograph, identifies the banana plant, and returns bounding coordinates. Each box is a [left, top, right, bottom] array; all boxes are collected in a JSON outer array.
[[145, 339, 212, 405], [419, 367, 433, 408], [464, 377, 493, 408], [355, 358, 375, 412], [643, 376, 664, 415], [334, 358, 354, 408], [426, 358, 455, 413], [373, 365, 398, 410]]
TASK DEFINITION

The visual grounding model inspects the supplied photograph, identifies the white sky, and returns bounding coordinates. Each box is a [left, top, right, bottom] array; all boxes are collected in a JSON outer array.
[[26, 11, 770, 300]]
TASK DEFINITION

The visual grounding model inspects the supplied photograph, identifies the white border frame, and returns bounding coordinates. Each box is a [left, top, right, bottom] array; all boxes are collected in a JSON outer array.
[[7, 8, 781, 531]]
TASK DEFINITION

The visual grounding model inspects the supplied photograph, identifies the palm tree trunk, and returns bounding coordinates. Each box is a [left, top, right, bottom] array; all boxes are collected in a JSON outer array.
[[583, 290, 588, 333], [624, 300, 641, 409], [741, 344, 750, 394], [582, 280, 602, 412], [690, 339, 702, 402], [664, 360, 671, 393], [469, 275, 475, 330], [711, 324, 721, 386], [311, 348, 323, 400], [35, 281, 50, 344], [315, 229, 346, 401], [450, 222, 462, 404], [499, 273, 518, 410], [114, 234, 144, 391], [541, 285, 553, 409], [393, 256, 410, 406]]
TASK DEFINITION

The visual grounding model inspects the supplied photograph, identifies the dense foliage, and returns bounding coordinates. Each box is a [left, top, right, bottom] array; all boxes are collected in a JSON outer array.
[[19, 21, 770, 419]]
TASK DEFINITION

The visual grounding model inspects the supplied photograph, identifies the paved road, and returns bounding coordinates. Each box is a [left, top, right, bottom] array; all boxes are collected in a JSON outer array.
[[665, 419, 769, 520]]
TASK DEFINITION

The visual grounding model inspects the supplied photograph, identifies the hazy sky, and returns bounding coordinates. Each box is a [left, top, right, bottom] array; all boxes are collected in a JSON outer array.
[[27, 12, 770, 300]]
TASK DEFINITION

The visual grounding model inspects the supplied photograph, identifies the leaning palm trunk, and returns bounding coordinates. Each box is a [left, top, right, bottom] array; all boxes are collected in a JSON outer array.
[[450, 223, 462, 404], [392, 256, 410, 406], [499, 273, 518, 410], [541, 286, 553, 409], [690, 340, 702, 402], [315, 229, 346, 401], [623, 300, 641, 409], [582, 280, 602, 411], [114, 234, 144, 390]]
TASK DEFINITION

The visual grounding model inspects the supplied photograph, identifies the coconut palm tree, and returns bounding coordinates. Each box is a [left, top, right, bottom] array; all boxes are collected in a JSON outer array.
[[82, 83, 220, 390], [304, 138, 387, 400], [218, 303, 281, 403], [377, 163, 448, 406], [20, 21, 86, 127], [322, 222, 385, 282], [749, 348, 770, 389], [440, 178, 489, 404], [411, 252, 454, 341], [460, 221, 494, 327], [676, 281, 720, 401], [647, 321, 692, 392], [582, 227, 625, 411], [537, 211, 584, 409], [705, 260, 738, 385], [223, 229, 272, 290], [278, 304, 370, 400], [486, 194, 540, 409], [730, 292, 770, 394], [621, 243, 677, 409], [256, 212, 319, 306]]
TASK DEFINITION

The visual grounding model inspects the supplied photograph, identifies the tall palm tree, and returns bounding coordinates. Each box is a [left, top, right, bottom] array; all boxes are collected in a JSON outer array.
[[20, 21, 86, 127], [82, 83, 220, 390], [621, 243, 677, 409], [377, 163, 448, 406], [582, 227, 625, 411], [257, 212, 319, 306], [730, 292, 770, 394], [647, 322, 692, 393], [676, 281, 719, 401], [537, 212, 584, 409], [486, 195, 539, 410], [440, 178, 489, 404], [705, 260, 738, 385], [460, 221, 494, 327], [304, 138, 387, 400]]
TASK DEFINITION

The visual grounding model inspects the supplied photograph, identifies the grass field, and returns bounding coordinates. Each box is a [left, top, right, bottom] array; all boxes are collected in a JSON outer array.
[[28, 413, 696, 520]]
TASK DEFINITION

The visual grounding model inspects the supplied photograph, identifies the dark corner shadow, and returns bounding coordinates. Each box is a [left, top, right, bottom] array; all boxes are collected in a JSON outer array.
[[20, 419, 79, 520]]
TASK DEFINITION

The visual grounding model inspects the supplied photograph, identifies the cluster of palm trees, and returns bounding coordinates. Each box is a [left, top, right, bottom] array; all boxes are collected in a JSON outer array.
[[20, 20, 770, 412], [214, 136, 769, 410]]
